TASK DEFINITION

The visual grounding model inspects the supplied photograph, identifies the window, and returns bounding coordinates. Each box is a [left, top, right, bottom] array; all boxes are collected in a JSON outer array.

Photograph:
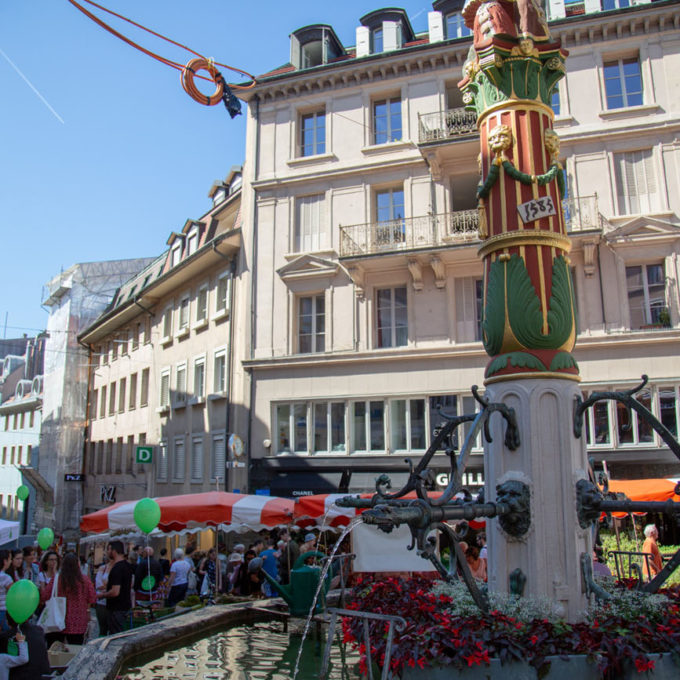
[[89, 442, 96, 475], [101, 345, 108, 365], [105, 439, 113, 475], [143, 318, 151, 345], [614, 150, 658, 215], [551, 88, 560, 116], [373, 97, 401, 144], [92, 389, 98, 419], [129, 373, 137, 410], [126, 435, 134, 473], [29, 411, 34, 428], [111, 339, 118, 361], [140, 368, 150, 407], [602, 0, 630, 8], [445, 12, 471, 39], [26, 445, 32, 465], [137, 433, 147, 472], [295, 194, 324, 252], [298, 294, 325, 353], [455, 277, 483, 342], [172, 436, 185, 481], [108, 383, 116, 416], [313, 402, 346, 453], [186, 227, 199, 256], [371, 27, 383, 53], [626, 263, 667, 328], [118, 378, 126, 413], [171, 242, 182, 267], [157, 441, 168, 481], [375, 188, 405, 246], [351, 400, 385, 453], [17, 446, 22, 465], [193, 357, 205, 399], [300, 110, 325, 157], [175, 363, 187, 405], [564, 0, 585, 17], [115, 437, 123, 473], [97, 441, 104, 475], [275, 402, 308, 454], [162, 307, 173, 341], [132, 324, 140, 350], [177, 297, 190, 334], [191, 436, 204, 481], [19, 413, 24, 429], [195, 286, 208, 325], [159, 369, 170, 409], [211, 433, 226, 481], [659, 387, 679, 438], [603, 56, 642, 109], [213, 349, 226, 393], [99, 385, 106, 418], [376, 286, 408, 348], [390, 399, 426, 452], [215, 272, 230, 317]]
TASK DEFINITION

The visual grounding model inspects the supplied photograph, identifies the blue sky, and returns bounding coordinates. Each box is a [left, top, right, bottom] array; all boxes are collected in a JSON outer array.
[[0, 0, 431, 337]]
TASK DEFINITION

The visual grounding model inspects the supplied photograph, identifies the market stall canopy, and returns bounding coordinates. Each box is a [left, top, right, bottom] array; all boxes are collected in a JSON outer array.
[[606, 478, 680, 518], [80, 491, 294, 534], [294, 491, 485, 530], [0, 519, 20, 545]]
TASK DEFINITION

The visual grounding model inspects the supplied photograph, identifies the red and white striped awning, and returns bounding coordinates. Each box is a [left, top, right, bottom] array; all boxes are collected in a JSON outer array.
[[294, 491, 486, 530], [80, 491, 294, 535]]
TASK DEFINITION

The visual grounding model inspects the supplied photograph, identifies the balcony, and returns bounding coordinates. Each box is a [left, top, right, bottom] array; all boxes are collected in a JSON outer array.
[[418, 107, 478, 145], [562, 195, 610, 233], [339, 211, 479, 258]]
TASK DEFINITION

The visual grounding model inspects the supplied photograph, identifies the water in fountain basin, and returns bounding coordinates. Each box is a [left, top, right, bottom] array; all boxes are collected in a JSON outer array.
[[292, 516, 364, 680]]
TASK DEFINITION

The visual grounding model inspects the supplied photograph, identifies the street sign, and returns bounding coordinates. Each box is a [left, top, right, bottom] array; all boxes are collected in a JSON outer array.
[[64, 473, 84, 482], [136, 446, 153, 464]]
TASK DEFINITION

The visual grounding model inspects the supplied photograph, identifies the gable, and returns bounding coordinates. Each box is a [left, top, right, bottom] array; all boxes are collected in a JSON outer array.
[[277, 254, 340, 284], [606, 215, 680, 242]]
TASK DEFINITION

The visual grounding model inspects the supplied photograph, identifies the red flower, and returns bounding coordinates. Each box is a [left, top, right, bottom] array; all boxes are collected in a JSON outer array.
[[634, 657, 655, 673]]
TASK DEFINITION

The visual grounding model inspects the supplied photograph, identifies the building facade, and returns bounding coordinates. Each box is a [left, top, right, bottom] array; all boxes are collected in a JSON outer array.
[[79, 169, 246, 516], [237, 0, 680, 498]]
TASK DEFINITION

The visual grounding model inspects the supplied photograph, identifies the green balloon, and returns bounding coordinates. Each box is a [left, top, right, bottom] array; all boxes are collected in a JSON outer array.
[[141, 575, 155, 591], [133, 497, 161, 534], [37, 527, 54, 550], [6, 580, 39, 624], [16, 485, 29, 501]]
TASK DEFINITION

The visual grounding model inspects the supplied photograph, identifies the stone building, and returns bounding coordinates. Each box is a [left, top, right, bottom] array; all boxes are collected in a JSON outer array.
[[78, 169, 245, 515], [236, 0, 680, 498]]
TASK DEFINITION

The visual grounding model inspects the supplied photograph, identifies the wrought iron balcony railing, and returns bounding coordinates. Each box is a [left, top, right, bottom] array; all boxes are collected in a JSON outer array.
[[562, 194, 609, 232], [418, 107, 478, 144], [339, 210, 479, 258]]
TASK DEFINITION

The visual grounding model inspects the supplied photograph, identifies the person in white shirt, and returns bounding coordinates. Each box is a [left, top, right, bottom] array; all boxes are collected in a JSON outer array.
[[166, 549, 192, 606], [0, 631, 28, 680]]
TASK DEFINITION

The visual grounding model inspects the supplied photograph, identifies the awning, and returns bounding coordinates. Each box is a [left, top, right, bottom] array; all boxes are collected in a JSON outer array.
[[80, 491, 294, 534], [0, 519, 20, 545], [606, 477, 680, 518]]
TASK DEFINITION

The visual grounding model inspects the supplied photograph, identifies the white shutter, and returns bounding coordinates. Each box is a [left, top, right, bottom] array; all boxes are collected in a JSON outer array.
[[548, 0, 566, 19], [455, 277, 477, 341], [173, 438, 185, 480], [290, 33, 300, 69], [584, 0, 601, 13], [191, 437, 203, 480], [428, 11, 444, 43], [383, 21, 400, 52], [356, 26, 370, 58], [158, 442, 168, 480], [211, 434, 226, 480]]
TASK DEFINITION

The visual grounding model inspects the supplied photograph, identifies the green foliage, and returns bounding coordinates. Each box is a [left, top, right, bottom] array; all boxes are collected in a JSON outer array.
[[487, 352, 547, 377], [549, 351, 578, 371], [587, 585, 668, 623], [482, 258, 506, 356], [177, 594, 202, 608]]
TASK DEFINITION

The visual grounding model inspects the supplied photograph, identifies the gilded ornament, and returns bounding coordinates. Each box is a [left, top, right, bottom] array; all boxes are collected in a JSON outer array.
[[494, 54, 504, 68], [546, 57, 565, 72], [488, 124, 512, 157], [544, 129, 560, 163], [462, 90, 474, 105], [478, 202, 489, 239]]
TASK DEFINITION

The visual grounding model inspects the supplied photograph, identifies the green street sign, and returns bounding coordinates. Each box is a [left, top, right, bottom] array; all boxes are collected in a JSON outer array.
[[136, 446, 153, 464]]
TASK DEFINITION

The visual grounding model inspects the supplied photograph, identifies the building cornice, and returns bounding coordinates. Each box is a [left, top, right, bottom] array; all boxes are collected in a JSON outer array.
[[240, 2, 680, 106]]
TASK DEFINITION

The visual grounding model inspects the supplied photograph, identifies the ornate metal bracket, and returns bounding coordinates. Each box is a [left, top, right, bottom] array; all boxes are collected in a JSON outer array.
[[580, 552, 612, 602]]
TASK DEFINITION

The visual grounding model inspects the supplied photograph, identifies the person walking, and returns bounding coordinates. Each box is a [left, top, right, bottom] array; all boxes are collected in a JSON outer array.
[[642, 524, 664, 579], [197, 548, 218, 597], [21, 548, 39, 585], [37, 551, 60, 594], [259, 539, 280, 597], [94, 554, 112, 636], [134, 547, 163, 603], [0, 551, 13, 633], [99, 541, 132, 634], [166, 549, 192, 607], [40, 552, 96, 645]]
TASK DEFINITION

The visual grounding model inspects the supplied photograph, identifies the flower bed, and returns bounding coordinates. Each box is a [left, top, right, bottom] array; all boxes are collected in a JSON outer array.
[[342, 576, 680, 678]]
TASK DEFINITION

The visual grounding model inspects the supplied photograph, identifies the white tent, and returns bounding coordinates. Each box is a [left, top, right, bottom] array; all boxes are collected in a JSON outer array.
[[0, 519, 20, 545]]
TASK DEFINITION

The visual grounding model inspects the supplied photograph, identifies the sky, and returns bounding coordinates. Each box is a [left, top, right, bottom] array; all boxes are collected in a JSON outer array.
[[0, 0, 432, 338]]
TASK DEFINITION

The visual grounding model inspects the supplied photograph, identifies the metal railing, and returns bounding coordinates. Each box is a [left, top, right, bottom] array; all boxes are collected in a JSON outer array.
[[562, 194, 608, 232], [418, 107, 478, 144], [339, 210, 479, 257]]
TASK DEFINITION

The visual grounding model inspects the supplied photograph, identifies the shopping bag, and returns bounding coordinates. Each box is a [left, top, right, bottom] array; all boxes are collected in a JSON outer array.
[[37, 573, 66, 633]]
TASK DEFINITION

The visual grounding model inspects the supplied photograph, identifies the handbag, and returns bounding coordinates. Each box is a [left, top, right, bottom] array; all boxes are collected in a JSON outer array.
[[38, 573, 66, 633]]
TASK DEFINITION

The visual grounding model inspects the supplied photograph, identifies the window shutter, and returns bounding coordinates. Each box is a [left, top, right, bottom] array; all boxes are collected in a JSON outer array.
[[428, 11, 444, 42], [548, 0, 566, 19], [383, 21, 400, 52], [212, 435, 226, 480], [174, 438, 185, 480], [356, 26, 370, 58], [455, 277, 477, 341], [158, 442, 168, 480], [191, 438, 203, 480], [290, 33, 301, 69]]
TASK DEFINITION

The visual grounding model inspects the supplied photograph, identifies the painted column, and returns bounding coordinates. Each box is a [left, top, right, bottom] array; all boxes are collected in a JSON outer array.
[[460, 0, 590, 617]]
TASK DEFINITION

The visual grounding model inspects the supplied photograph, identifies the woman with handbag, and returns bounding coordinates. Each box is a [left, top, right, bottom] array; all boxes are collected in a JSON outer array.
[[39, 553, 96, 645]]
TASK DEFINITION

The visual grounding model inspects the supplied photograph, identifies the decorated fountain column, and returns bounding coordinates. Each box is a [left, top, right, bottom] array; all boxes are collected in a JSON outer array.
[[459, 0, 590, 618]]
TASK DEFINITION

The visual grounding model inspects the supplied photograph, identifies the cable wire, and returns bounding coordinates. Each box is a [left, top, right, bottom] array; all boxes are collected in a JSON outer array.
[[66, 0, 256, 108]]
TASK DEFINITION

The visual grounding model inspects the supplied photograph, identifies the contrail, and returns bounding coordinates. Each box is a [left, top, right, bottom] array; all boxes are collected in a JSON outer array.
[[0, 46, 65, 124]]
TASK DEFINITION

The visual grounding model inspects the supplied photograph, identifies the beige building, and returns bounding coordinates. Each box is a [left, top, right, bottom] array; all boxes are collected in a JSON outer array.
[[79, 168, 247, 514], [237, 0, 680, 498]]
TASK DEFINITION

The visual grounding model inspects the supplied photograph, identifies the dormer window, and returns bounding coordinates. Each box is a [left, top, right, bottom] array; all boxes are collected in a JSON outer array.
[[371, 27, 384, 54], [445, 12, 470, 38], [229, 174, 242, 195], [171, 242, 182, 267], [359, 8, 415, 55], [290, 25, 345, 70], [186, 225, 200, 256]]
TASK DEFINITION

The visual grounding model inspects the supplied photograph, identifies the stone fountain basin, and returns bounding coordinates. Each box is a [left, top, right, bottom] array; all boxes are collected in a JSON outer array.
[[401, 653, 678, 679], [62, 598, 291, 680]]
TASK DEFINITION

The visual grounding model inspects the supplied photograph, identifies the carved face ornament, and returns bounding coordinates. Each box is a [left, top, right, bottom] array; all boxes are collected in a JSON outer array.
[[544, 129, 560, 162], [488, 124, 512, 156]]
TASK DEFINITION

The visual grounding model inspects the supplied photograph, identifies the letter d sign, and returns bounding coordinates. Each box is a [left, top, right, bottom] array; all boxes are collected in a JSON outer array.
[[136, 446, 153, 464]]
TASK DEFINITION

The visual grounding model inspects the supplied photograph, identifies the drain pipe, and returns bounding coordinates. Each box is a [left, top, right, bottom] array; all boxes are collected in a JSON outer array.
[[597, 244, 606, 330]]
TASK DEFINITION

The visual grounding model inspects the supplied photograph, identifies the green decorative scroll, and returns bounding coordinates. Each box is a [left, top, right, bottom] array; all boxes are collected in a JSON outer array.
[[482, 254, 576, 357], [487, 352, 547, 377], [549, 351, 579, 372], [478, 159, 565, 200]]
